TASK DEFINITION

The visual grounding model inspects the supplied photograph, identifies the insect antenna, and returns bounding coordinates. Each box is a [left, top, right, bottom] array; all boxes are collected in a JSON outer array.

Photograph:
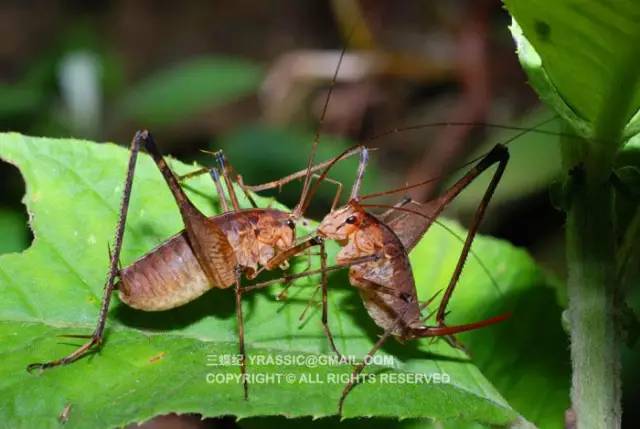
[[293, 44, 348, 218], [298, 115, 565, 210], [363, 117, 571, 143], [294, 25, 358, 219], [358, 115, 560, 202]]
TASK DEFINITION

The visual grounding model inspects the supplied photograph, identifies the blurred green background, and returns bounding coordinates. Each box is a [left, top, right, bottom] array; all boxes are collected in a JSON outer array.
[[0, 0, 637, 428]]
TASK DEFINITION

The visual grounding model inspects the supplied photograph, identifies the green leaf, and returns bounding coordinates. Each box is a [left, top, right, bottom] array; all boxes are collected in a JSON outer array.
[[117, 56, 262, 127], [505, 1, 640, 144], [412, 222, 569, 429], [0, 134, 565, 428]]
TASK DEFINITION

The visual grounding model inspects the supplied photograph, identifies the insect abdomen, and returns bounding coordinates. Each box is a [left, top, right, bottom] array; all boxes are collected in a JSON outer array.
[[117, 231, 224, 311]]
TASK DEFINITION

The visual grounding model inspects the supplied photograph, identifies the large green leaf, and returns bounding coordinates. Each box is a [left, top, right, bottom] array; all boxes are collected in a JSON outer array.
[[0, 134, 566, 428], [505, 0, 640, 143], [117, 56, 262, 127]]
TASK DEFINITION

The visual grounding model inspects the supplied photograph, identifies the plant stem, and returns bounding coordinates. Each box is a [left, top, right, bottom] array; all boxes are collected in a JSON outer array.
[[565, 172, 621, 428]]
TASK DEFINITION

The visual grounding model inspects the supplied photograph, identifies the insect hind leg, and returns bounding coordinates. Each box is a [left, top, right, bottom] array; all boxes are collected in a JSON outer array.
[[27, 130, 145, 372]]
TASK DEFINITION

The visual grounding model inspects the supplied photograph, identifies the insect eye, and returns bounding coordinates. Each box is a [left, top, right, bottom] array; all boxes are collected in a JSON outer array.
[[345, 215, 357, 224], [286, 219, 295, 229]]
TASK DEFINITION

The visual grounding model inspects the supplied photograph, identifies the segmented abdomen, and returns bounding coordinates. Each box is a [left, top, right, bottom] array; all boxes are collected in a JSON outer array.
[[117, 231, 224, 311]]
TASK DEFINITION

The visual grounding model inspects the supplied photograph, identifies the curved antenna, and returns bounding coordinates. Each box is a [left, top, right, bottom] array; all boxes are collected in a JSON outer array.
[[358, 115, 559, 201], [293, 33, 354, 219], [359, 203, 503, 297], [295, 116, 565, 214], [361, 118, 578, 143], [234, 115, 580, 194]]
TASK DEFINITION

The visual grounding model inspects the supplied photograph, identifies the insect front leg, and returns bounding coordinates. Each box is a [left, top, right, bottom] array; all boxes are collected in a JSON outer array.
[[27, 130, 145, 372], [338, 300, 408, 416], [234, 266, 249, 400], [253, 235, 344, 358], [241, 253, 381, 294], [318, 239, 342, 359]]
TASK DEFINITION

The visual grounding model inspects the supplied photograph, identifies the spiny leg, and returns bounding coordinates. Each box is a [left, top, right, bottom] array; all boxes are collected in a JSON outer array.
[[338, 307, 403, 415], [215, 150, 260, 209], [376, 145, 509, 348], [319, 239, 342, 359], [434, 144, 509, 326], [178, 147, 351, 213], [276, 246, 319, 301], [178, 146, 355, 219], [234, 266, 249, 400], [173, 150, 232, 212], [297, 283, 322, 320], [27, 130, 145, 372]]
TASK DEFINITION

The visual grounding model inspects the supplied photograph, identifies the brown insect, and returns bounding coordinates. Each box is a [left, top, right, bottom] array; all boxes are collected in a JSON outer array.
[[138, 111, 561, 413], [242, 131, 525, 413], [25, 37, 387, 407], [26, 30, 564, 412], [321, 145, 513, 413], [25, 129, 366, 396]]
